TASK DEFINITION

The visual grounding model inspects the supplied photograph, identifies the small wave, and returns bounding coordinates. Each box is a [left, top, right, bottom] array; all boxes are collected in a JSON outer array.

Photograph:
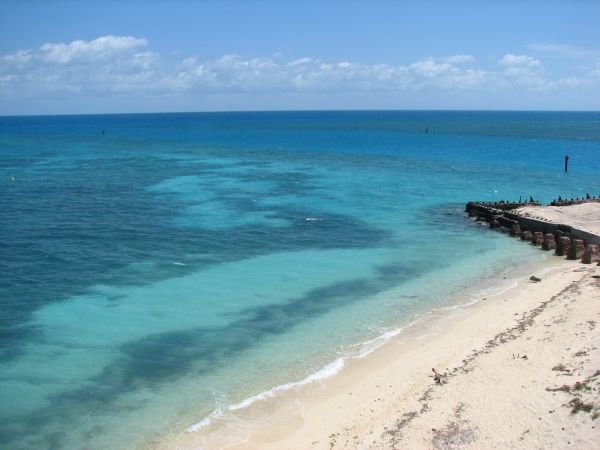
[[173, 262, 187, 266], [435, 275, 521, 314], [354, 326, 406, 359], [304, 217, 322, 221], [187, 357, 345, 432], [352, 314, 431, 359]]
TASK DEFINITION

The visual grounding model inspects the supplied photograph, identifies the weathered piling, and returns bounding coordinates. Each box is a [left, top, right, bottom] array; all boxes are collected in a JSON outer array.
[[532, 232, 544, 246], [567, 239, 585, 260], [542, 233, 556, 251], [521, 230, 533, 241], [581, 244, 600, 264], [556, 236, 571, 257]]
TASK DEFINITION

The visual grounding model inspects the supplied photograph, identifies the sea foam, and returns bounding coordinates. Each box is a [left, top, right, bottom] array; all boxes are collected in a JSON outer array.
[[187, 357, 345, 432]]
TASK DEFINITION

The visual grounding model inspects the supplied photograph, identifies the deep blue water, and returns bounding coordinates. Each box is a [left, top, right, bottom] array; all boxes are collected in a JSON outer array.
[[1, 111, 599, 449]]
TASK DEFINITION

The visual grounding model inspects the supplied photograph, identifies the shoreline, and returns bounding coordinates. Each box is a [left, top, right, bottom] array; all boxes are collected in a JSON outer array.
[[182, 257, 528, 435], [158, 252, 599, 449]]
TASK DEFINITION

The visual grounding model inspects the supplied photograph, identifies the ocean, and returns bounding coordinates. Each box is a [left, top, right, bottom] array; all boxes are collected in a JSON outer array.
[[1, 110, 599, 449]]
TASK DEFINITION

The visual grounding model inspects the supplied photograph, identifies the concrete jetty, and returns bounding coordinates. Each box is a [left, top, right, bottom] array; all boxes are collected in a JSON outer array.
[[466, 198, 600, 265]]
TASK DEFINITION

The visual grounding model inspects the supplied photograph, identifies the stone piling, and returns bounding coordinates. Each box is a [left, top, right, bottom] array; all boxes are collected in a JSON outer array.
[[567, 239, 585, 260], [521, 230, 532, 241], [542, 233, 556, 251], [532, 232, 544, 246], [581, 244, 600, 264], [556, 236, 571, 257]]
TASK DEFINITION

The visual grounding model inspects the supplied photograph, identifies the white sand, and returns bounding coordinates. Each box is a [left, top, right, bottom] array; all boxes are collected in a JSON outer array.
[[160, 256, 600, 450]]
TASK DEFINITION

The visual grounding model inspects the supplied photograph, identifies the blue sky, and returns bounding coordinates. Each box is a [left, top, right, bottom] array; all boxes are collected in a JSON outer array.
[[1, 0, 599, 114]]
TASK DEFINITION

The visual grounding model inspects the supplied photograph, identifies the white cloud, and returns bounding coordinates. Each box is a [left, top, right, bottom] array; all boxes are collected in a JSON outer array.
[[40, 36, 148, 64], [498, 54, 541, 67], [0, 36, 158, 98], [409, 59, 452, 77], [495, 54, 548, 89], [1, 36, 598, 108], [3, 49, 32, 67], [287, 57, 313, 66], [130, 51, 160, 71]]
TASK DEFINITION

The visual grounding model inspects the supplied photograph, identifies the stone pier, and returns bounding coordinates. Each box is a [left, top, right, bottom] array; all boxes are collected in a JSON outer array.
[[465, 198, 600, 266]]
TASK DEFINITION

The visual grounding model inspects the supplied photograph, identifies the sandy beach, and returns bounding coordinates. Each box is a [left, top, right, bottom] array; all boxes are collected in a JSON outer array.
[[166, 248, 600, 450]]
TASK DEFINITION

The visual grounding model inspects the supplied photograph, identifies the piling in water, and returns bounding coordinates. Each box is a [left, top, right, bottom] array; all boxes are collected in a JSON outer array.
[[581, 244, 600, 264], [542, 233, 556, 251], [557, 236, 571, 257], [567, 239, 585, 260]]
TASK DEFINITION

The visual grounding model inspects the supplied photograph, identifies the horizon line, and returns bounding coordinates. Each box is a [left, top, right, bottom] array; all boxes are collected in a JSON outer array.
[[2, 107, 600, 119]]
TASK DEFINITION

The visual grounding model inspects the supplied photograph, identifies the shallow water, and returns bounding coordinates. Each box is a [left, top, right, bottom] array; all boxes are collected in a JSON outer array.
[[1, 111, 599, 449]]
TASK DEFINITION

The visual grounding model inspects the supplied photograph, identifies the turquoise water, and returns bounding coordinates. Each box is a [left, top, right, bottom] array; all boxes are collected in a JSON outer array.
[[1, 111, 599, 449]]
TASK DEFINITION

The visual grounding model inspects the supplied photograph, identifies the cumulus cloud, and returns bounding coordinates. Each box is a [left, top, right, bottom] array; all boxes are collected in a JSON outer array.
[[1, 36, 598, 107], [494, 54, 549, 88], [167, 54, 489, 94], [409, 59, 452, 77], [498, 54, 541, 67], [39, 36, 148, 64], [0, 36, 158, 98]]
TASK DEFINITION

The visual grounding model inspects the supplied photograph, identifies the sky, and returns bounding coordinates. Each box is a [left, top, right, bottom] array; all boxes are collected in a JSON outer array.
[[1, 0, 599, 115]]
